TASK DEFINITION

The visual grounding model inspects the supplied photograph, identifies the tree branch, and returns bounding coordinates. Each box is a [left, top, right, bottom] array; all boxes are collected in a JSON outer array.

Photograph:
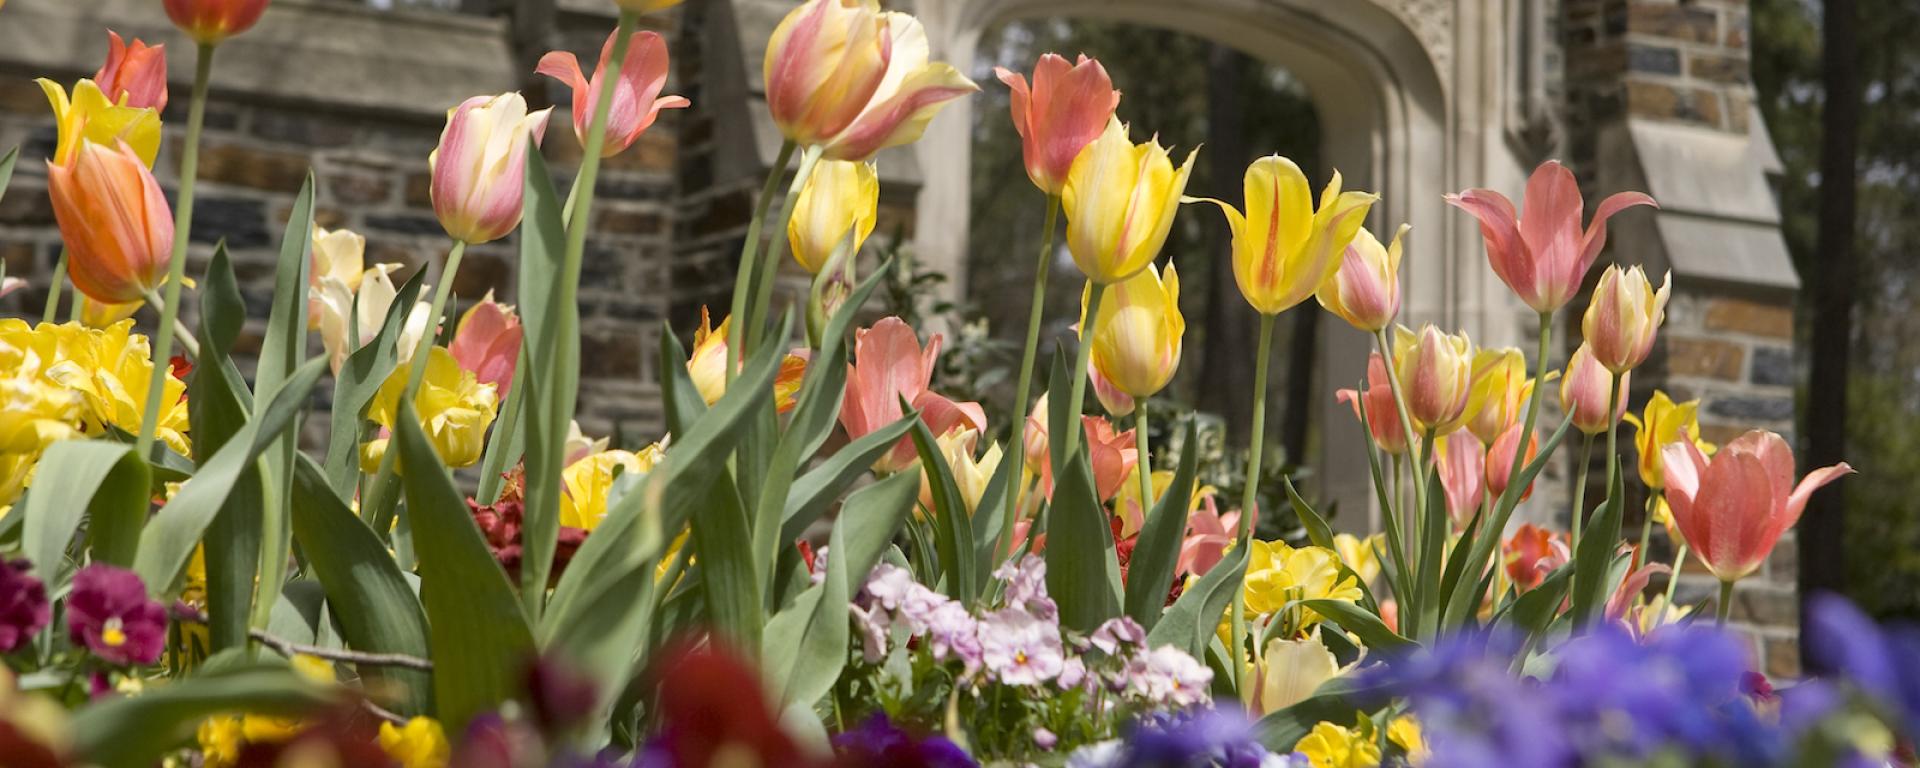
[[170, 604, 433, 672]]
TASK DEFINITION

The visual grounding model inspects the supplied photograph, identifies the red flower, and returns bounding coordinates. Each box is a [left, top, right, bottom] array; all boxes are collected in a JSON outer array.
[[468, 471, 587, 587], [643, 643, 814, 767], [0, 559, 50, 653], [65, 564, 166, 666]]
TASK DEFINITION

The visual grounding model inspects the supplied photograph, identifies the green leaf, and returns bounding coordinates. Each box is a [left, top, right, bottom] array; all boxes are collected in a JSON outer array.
[[0, 146, 19, 204], [134, 357, 328, 597], [1443, 412, 1576, 628], [1126, 418, 1199, 628], [1568, 465, 1627, 628], [1285, 475, 1335, 552], [1148, 539, 1248, 658], [22, 441, 148, 578], [193, 246, 261, 651], [249, 174, 317, 631], [780, 414, 917, 545], [1505, 564, 1574, 640], [907, 396, 978, 601], [288, 455, 433, 715], [516, 145, 579, 620], [195, 243, 248, 361], [393, 398, 533, 732], [71, 654, 332, 768], [1414, 461, 1448, 639], [323, 267, 427, 497], [658, 326, 707, 435], [1043, 357, 1121, 632], [474, 350, 528, 504], [764, 469, 918, 708], [1299, 598, 1413, 651]]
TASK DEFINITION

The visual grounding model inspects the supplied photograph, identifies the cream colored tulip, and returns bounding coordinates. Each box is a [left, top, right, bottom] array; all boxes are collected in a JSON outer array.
[[788, 159, 878, 274]]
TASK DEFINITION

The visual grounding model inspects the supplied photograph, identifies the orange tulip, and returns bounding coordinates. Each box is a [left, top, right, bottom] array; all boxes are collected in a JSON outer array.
[[1334, 352, 1407, 455], [1503, 523, 1569, 593], [685, 307, 806, 412], [537, 29, 690, 159], [1485, 423, 1539, 500], [994, 53, 1121, 196], [1446, 161, 1657, 314], [163, 0, 270, 45], [47, 141, 173, 305], [1660, 430, 1852, 583], [94, 32, 167, 112], [840, 317, 985, 473], [1559, 343, 1629, 435]]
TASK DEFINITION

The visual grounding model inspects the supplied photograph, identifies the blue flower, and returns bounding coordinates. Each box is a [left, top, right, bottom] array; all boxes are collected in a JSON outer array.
[[1805, 592, 1920, 737], [831, 714, 976, 768]]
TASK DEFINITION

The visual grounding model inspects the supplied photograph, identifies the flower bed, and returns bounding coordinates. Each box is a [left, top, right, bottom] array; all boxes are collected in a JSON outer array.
[[0, 0, 1906, 767]]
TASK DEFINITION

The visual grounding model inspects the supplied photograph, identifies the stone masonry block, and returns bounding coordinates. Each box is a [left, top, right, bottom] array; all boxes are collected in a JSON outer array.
[[1704, 296, 1794, 338], [1627, 43, 1682, 75], [196, 141, 315, 193], [1666, 336, 1745, 380], [1626, 2, 1719, 44], [1687, 52, 1751, 84], [1626, 81, 1723, 127]]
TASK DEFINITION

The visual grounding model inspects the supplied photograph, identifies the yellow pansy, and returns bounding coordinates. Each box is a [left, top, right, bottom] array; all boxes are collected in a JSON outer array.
[[1295, 720, 1381, 768], [1389, 716, 1430, 765], [379, 716, 450, 768], [367, 347, 499, 469], [37, 78, 162, 167], [560, 442, 665, 530]]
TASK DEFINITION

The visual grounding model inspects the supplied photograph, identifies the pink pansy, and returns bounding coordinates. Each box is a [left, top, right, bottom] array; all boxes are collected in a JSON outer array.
[[840, 317, 986, 473], [537, 28, 690, 159], [1661, 430, 1852, 583], [449, 291, 523, 394], [994, 53, 1121, 195], [1445, 160, 1657, 313]]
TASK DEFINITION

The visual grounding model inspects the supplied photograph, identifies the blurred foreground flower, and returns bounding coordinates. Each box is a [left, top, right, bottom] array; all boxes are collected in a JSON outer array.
[[66, 563, 166, 666], [164, 0, 271, 45]]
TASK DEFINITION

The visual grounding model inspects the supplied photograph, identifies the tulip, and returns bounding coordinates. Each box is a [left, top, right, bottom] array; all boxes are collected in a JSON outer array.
[[993, 53, 1121, 195], [1463, 347, 1533, 445], [1177, 494, 1244, 578], [1022, 395, 1138, 503], [1623, 390, 1713, 489], [762, 0, 977, 161], [0, 277, 22, 299], [1486, 422, 1540, 500], [1247, 631, 1344, 716], [1582, 265, 1671, 374], [1083, 262, 1183, 400], [786, 159, 878, 274], [1390, 324, 1474, 435], [47, 141, 173, 305], [560, 448, 661, 530], [1334, 352, 1407, 454], [1660, 429, 1852, 583], [537, 29, 690, 159], [840, 317, 986, 473], [917, 428, 1002, 515], [1332, 532, 1383, 586], [163, 0, 270, 45], [1316, 223, 1407, 331], [307, 226, 365, 328], [79, 295, 142, 328], [1446, 160, 1657, 314], [1433, 433, 1486, 528], [37, 80, 161, 168], [1087, 357, 1135, 417], [94, 32, 167, 112], [368, 347, 499, 469], [1192, 156, 1377, 315], [1062, 118, 1196, 284], [1559, 343, 1630, 435], [449, 292, 522, 394], [685, 307, 807, 411], [1502, 523, 1569, 593], [42, 320, 190, 456], [428, 93, 552, 245], [312, 264, 431, 374]]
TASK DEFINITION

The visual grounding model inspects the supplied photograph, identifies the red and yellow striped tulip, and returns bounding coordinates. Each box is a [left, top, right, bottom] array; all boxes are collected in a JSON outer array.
[[1582, 265, 1671, 374], [1316, 223, 1407, 331], [1084, 262, 1183, 400], [994, 53, 1121, 196], [1463, 347, 1532, 445], [1193, 156, 1376, 316], [47, 141, 173, 305], [537, 29, 689, 159], [163, 0, 270, 45], [429, 93, 552, 245], [1063, 118, 1196, 284]]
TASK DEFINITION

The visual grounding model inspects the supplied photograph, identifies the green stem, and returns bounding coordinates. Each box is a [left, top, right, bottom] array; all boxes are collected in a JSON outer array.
[[136, 42, 213, 459], [140, 289, 201, 358], [42, 248, 66, 324], [1716, 579, 1735, 627], [1229, 311, 1277, 696], [1657, 539, 1687, 626], [999, 195, 1060, 563], [402, 241, 467, 397], [726, 140, 798, 379], [1372, 329, 1428, 529], [1060, 281, 1108, 461], [747, 145, 823, 354], [1134, 398, 1154, 528], [1570, 433, 1594, 553], [1636, 494, 1656, 570]]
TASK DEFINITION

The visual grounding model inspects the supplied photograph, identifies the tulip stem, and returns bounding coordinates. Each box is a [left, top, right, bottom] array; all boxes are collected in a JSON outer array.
[[402, 241, 467, 399], [1635, 494, 1656, 571], [1658, 539, 1688, 626], [1371, 329, 1428, 531], [1000, 194, 1061, 563], [1569, 433, 1594, 554], [747, 144, 824, 354], [1228, 311, 1276, 696], [1134, 398, 1154, 532], [136, 42, 214, 460], [1715, 579, 1735, 628], [42, 248, 66, 324], [1060, 281, 1108, 461], [726, 140, 798, 381], [1603, 371, 1623, 546], [139, 289, 201, 358]]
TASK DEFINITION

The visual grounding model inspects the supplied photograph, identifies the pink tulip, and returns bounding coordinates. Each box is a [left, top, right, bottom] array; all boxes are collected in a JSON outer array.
[[1433, 433, 1485, 529], [1660, 430, 1852, 583], [841, 317, 987, 473], [1582, 265, 1671, 374], [1485, 422, 1539, 500], [537, 29, 690, 159], [163, 0, 270, 45], [1335, 352, 1407, 454], [1605, 557, 1669, 625], [430, 93, 551, 245], [1559, 343, 1630, 436], [1176, 492, 1249, 578], [1445, 160, 1657, 313], [94, 32, 166, 112], [994, 53, 1121, 196], [1088, 356, 1136, 417], [449, 292, 523, 394], [47, 140, 173, 304]]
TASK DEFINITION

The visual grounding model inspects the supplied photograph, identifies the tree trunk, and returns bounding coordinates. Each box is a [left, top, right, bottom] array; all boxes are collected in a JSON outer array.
[[1200, 44, 1258, 443]]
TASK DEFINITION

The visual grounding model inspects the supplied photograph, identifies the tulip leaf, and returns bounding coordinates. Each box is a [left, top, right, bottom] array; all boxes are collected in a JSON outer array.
[[248, 173, 317, 631], [22, 441, 148, 582], [764, 469, 918, 709], [1148, 534, 1249, 659], [134, 357, 328, 597], [516, 145, 580, 621], [393, 397, 533, 732], [907, 392, 982, 601], [1357, 387, 1414, 612], [1043, 350, 1123, 631], [1568, 464, 1628, 628], [1505, 564, 1574, 641], [780, 413, 918, 545], [0, 146, 18, 203], [1286, 475, 1336, 552], [1434, 506, 1485, 633], [1126, 418, 1199, 629], [287, 455, 433, 715], [691, 469, 762, 647], [1253, 674, 1398, 752], [196, 243, 249, 365], [1443, 412, 1576, 628], [1414, 461, 1449, 639], [659, 325, 708, 434], [323, 266, 427, 497], [70, 655, 332, 768], [193, 246, 263, 651], [970, 438, 1020, 572], [1299, 598, 1413, 651], [474, 349, 528, 504]]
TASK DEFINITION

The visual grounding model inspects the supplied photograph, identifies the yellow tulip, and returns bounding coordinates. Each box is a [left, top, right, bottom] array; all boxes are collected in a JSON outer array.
[[1295, 720, 1382, 768], [1316, 223, 1407, 331], [308, 226, 366, 329], [37, 79, 161, 167], [685, 307, 808, 411], [367, 347, 499, 469], [1462, 347, 1532, 445], [1062, 117, 1196, 284], [1084, 262, 1183, 399], [917, 427, 1002, 516], [1390, 324, 1475, 435], [788, 159, 878, 274], [1191, 156, 1377, 315], [561, 444, 664, 530], [1622, 389, 1714, 489], [1247, 630, 1345, 715], [1331, 532, 1382, 586]]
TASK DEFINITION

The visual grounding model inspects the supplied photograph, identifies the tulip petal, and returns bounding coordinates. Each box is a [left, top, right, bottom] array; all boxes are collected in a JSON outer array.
[[1786, 462, 1854, 523], [1517, 160, 1585, 287], [1580, 190, 1659, 267]]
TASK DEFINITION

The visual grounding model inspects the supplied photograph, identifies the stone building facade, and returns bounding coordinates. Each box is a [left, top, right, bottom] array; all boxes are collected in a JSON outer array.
[[0, 0, 1804, 659]]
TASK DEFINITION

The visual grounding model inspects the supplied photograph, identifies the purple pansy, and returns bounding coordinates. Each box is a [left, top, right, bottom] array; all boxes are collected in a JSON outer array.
[[832, 714, 976, 768], [65, 563, 166, 665], [0, 558, 50, 653], [994, 555, 1057, 621]]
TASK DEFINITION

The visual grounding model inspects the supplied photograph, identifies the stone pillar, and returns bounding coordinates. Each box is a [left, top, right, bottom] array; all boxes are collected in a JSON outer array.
[[1561, 0, 1804, 672]]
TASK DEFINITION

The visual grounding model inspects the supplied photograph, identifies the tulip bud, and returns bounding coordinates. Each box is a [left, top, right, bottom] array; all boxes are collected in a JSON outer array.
[[1194, 156, 1376, 315], [47, 141, 173, 305], [1062, 118, 1196, 284], [788, 159, 878, 274], [429, 93, 551, 245], [94, 32, 167, 112], [1581, 265, 1671, 374], [536, 29, 689, 159], [1335, 353, 1407, 455], [450, 292, 523, 394], [763, 1, 976, 160], [1085, 262, 1183, 400], [1559, 343, 1629, 435], [1462, 347, 1530, 445], [1316, 223, 1407, 331], [994, 53, 1121, 195], [163, 0, 270, 45], [1390, 324, 1474, 435], [1485, 422, 1540, 500]]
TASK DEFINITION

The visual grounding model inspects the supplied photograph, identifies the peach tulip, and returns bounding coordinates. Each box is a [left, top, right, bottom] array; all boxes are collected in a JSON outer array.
[[1559, 343, 1630, 435], [1582, 265, 1671, 374], [47, 141, 173, 305], [1334, 352, 1407, 455], [1391, 324, 1474, 435], [840, 317, 986, 473], [1503, 523, 1569, 593], [1024, 395, 1138, 504], [94, 32, 167, 112], [1660, 430, 1852, 583], [1433, 433, 1485, 529], [1485, 422, 1539, 500], [450, 292, 523, 394], [429, 93, 552, 245], [1085, 262, 1183, 400], [163, 0, 270, 45], [537, 29, 689, 159], [994, 53, 1121, 196], [1193, 156, 1377, 316], [1446, 160, 1657, 313], [1316, 223, 1408, 332], [1177, 493, 1247, 578], [762, 0, 977, 161], [1063, 118, 1196, 284]]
